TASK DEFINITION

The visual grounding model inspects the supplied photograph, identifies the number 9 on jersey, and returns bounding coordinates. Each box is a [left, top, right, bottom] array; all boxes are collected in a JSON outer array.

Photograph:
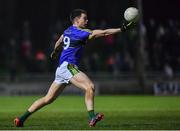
[[63, 36, 70, 50]]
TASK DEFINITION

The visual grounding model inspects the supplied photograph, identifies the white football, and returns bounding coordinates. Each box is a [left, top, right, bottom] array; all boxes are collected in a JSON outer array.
[[124, 7, 139, 22]]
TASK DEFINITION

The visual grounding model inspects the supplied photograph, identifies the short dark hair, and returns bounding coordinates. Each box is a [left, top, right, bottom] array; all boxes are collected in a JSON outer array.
[[70, 9, 87, 23]]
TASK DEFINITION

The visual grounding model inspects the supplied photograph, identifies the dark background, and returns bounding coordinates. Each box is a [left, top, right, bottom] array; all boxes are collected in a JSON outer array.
[[0, 0, 180, 74]]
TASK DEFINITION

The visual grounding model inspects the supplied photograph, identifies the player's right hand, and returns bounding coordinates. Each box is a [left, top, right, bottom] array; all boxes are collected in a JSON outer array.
[[50, 50, 59, 60], [121, 21, 136, 32]]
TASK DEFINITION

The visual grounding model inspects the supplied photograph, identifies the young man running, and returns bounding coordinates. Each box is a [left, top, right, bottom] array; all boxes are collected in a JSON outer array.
[[14, 9, 135, 127]]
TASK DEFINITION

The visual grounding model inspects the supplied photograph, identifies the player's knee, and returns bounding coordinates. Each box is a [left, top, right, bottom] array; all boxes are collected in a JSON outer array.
[[86, 83, 95, 93]]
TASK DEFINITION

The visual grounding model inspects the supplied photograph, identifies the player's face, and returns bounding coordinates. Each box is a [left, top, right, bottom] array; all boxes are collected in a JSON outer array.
[[78, 13, 88, 28]]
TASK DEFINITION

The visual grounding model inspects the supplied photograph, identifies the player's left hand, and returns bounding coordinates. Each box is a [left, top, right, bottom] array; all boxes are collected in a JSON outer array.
[[50, 50, 59, 60], [121, 21, 137, 32]]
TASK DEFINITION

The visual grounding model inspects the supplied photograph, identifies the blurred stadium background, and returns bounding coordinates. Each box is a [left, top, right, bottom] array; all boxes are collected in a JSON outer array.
[[1, 0, 180, 130], [0, 0, 180, 95]]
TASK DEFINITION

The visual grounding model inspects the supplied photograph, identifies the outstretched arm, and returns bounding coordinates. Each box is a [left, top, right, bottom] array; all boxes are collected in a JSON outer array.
[[51, 35, 63, 60], [89, 28, 121, 39], [89, 21, 136, 39]]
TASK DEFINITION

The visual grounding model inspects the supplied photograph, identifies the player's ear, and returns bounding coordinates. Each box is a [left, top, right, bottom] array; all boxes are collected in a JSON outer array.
[[74, 17, 79, 23]]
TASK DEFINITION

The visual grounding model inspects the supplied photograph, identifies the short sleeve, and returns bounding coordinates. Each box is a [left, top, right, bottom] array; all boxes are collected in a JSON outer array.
[[81, 29, 92, 40]]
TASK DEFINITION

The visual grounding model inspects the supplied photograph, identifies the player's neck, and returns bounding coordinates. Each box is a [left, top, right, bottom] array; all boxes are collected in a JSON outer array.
[[73, 23, 82, 28]]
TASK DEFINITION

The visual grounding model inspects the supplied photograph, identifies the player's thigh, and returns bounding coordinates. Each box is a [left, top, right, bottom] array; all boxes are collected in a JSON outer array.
[[70, 71, 94, 91], [46, 82, 66, 99]]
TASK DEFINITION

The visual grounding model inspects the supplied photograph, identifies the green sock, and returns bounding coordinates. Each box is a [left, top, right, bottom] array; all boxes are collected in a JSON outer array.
[[88, 110, 95, 119], [20, 111, 32, 122]]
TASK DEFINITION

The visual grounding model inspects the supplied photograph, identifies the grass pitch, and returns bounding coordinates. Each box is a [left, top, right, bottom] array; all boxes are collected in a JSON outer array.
[[0, 95, 180, 130]]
